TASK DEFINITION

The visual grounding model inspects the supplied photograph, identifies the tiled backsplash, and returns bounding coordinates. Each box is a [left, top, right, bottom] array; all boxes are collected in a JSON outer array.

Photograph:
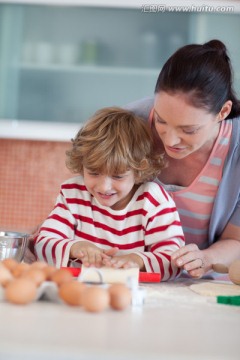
[[0, 138, 73, 234]]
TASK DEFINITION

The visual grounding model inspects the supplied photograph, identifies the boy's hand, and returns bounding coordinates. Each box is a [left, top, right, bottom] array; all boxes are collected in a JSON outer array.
[[70, 242, 118, 268], [103, 253, 145, 271]]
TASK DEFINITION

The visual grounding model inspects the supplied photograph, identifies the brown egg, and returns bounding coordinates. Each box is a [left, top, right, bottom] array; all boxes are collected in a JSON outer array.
[[50, 268, 73, 287], [59, 281, 86, 306], [0, 263, 13, 287], [43, 265, 57, 280], [228, 260, 240, 285], [21, 268, 46, 287], [108, 284, 132, 310], [82, 286, 110, 313], [2, 258, 18, 272], [5, 278, 37, 305], [11, 262, 30, 278]]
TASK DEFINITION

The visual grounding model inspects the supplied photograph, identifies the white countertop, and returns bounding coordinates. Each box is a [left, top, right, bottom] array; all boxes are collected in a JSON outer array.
[[0, 278, 239, 360]]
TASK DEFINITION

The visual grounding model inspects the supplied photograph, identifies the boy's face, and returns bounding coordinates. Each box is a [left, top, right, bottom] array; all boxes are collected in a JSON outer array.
[[83, 167, 136, 210]]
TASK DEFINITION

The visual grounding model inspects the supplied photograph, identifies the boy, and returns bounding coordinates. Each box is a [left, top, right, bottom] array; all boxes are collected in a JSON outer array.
[[34, 107, 184, 280]]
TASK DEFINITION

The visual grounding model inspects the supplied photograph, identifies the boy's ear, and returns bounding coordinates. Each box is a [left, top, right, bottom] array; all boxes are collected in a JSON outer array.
[[217, 100, 232, 121]]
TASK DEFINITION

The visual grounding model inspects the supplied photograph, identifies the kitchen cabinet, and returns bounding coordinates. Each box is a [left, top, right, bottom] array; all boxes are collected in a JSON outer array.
[[1, 0, 240, 140]]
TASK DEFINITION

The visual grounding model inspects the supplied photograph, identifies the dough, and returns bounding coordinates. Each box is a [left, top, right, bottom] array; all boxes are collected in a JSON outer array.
[[189, 282, 240, 297]]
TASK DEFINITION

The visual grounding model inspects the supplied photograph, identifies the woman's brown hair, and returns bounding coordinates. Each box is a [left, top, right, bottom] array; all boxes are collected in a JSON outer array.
[[155, 39, 240, 119]]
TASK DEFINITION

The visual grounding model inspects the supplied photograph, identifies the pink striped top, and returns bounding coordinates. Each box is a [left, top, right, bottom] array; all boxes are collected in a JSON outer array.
[[34, 177, 185, 280], [157, 120, 232, 249]]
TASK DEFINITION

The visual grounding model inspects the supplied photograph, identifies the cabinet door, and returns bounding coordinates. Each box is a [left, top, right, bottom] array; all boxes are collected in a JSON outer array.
[[0, 5, 23, 119], [0, 3, 189, 123], [1, 3, 239, 125], [189, 12, 240, 95]]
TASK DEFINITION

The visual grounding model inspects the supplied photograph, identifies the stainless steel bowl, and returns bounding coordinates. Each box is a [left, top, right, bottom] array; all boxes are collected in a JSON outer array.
[[0, 231, 29, 262]]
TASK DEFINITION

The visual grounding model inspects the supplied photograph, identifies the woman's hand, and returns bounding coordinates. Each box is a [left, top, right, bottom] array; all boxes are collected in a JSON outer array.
[[70, 242, 119, 268], [103, 253, 145, 271], [171, 243, 211, 278]]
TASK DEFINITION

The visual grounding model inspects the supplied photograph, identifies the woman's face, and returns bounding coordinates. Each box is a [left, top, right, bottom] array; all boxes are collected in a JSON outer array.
[[153, 92, 221, 159]]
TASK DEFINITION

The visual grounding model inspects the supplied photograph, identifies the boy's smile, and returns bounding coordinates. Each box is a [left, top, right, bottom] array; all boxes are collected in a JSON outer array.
[[83, 167, 137, 210]]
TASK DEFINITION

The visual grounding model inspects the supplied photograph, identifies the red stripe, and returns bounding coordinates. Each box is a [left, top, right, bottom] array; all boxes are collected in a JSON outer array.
[[68, 198, 147, 220], [74, 214, 143, 236], [159, 252, 173, 278], [40, 227, 68, 239], [67, 198, 92, 207], [146, 221, 182, 235], [48, 214, 75, 230], [75, 229, 145, 249], [141, 253, 154, 272], [61, 241, 70, 267], [155, 255, 165, 278], [148, 207, 178, 224], [54, 203, 68, 211], [137, 192, 160, 207], [42, 237, 55, 263], [154, 182, 169, 201], [67, 198, 146, 220], [35, 235, 47, 244], [151, 240, 182, 252], [62, 183, 87, 191], [52, 239, 64, 264], [92, 206, 147, 220]]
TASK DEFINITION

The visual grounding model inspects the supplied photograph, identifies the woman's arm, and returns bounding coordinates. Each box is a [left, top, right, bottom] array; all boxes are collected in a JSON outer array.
[[171, 223, 240, 278]]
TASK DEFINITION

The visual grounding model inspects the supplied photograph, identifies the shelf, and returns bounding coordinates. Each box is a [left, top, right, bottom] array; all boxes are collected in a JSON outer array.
[[0, 120, 81, 142], [20, 63, 160, 76]]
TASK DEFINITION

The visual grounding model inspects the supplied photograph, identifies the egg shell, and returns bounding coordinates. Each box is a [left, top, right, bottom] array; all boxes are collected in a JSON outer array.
[[1, 258, 18, 272], [0, 263, 13, 287], [82, 286, 110, 313], [30, 261, 48, 270], [43, 265, 57, 280], [59, 281, 86, 306], [228, 260, 240, 285], [50, 268, 73, 286], [108, 284, 132, 310], [11, 262, 30, 278], [21, 268, 46, 286], [5, 278, 37, 305]]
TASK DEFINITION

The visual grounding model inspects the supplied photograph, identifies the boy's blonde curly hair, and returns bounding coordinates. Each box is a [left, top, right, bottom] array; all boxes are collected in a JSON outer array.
[[66, 107, 165, 184]]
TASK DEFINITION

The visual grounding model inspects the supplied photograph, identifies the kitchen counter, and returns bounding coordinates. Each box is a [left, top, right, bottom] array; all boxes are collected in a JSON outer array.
[[0, 278, 239, 360]]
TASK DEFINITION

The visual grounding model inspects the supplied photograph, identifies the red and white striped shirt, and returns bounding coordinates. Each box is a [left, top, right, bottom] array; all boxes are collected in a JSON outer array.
[[34, 176, 185, 280]]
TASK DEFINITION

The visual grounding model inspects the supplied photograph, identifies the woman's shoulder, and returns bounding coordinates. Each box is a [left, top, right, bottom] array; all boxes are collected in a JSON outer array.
[[124, 96, 154, 120], [229, 118, 240, 154], [232, 117, 240, 132]]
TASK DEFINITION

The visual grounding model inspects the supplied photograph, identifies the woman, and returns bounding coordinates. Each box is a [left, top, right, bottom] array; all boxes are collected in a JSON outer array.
[[126, 39, 240, 278]]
